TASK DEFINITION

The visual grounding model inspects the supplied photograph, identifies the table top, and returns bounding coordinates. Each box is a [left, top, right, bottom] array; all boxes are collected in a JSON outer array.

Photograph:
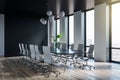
[[51, 48, 82, 55]]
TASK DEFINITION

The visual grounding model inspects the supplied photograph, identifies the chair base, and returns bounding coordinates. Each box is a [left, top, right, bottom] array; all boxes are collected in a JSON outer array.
[[44, 70, 60, 78], [43, 65, 60, 78], [79, 64, 95, 70]]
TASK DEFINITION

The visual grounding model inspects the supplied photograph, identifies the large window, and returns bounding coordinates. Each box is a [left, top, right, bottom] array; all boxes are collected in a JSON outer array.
[[86, 10, 94, 50], [69, 15, 74, 45], [111, 2, 120, 62], [57, 19, 60, 42]]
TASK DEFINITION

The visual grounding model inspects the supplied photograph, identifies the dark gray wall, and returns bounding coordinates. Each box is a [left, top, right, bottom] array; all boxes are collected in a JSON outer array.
[[5, 13, 48, 57], [0, 0, 5, 14]]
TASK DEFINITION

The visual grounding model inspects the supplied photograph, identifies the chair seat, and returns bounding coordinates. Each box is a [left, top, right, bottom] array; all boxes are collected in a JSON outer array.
[[81, 57, 89, 61]]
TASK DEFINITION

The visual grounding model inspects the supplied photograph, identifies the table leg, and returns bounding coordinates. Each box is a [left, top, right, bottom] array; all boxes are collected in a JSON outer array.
[[64, 55, 67, 72]]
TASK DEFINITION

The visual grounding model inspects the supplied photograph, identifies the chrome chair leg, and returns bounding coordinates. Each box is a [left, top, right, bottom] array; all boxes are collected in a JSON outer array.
[[80, 61, 95, 70]]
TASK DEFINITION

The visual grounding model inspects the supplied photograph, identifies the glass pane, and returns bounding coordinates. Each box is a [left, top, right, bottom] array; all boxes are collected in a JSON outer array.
[[112, 49, 120, 62], [57, 19, 60, 42], [86, 10, 94, 46], [112, 2, 120, 47], [69, 15, 74, 45]]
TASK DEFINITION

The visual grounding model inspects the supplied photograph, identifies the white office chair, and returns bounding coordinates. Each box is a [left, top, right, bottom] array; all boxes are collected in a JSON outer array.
[[31, 45, 45, 72], [70, 44, 84, 67], [23, 44, 32, 66], [61, 43, 67, 51], [21, 43, 26, 57], [50, 43, 61, 63], [24, 44, 28, 54], [21, 43, 28, 64], [18, 43, 23, 56], [76, 44, 84, 59], [34, 45, 44, 64], [29, 44, 38, 70], [59, 43, 67, 63], [80, 45, 95, 70], [70, 44, 74, 50], [18, 43, 24, 63], [43, 46, 60, 78], [56, 42, 61, 49], [29, 44, 36, 60], [50, 43, 54, 50]]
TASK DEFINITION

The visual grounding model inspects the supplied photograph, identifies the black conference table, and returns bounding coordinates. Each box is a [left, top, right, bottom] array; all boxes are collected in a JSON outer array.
[[51, 48, 81, 72]]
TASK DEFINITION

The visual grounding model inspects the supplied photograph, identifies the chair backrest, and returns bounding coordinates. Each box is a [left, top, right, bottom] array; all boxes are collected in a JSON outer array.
[[43, 46, 52, 64], [70, 44, 74, 50], [57, 42, 61, 49], [34, 45, 43, 60], [50, 43, 55, 51], [18, 43, 22, 55], [50, 43, 54, 48], [21, 43, 26, 56], [29, 44, 36, 59], [61, 43, 67, 50], [78, 44, 84, 51], [24, 44, 29, 56], [87, 45, 94, 59], [76, 44, 84, 57]]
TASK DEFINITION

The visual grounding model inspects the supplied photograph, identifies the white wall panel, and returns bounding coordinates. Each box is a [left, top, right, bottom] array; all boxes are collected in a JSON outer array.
[[95, 3, 109, 61]]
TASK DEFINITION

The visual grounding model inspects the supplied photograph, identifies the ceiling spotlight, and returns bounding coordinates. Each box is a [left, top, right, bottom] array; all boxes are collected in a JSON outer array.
[[47, 11, 52, 16], [49, 15, 54, 22], [40, 11, 65, 25], [59, 11, 65, 18], [40, 18, 47, 25]]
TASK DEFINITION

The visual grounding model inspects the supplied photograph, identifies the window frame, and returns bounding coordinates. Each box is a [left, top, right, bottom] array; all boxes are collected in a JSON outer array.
[[85, 8, 95, 53], [110, 1, 120, 63], [68, 14, 74, 47]]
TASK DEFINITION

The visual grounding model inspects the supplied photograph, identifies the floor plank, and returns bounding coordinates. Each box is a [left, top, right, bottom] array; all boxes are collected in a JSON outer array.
[[0, 57, 120, 80]]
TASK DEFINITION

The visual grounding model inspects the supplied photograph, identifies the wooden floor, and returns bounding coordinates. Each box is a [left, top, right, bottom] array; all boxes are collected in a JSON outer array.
[[0, 57, 120, 80]]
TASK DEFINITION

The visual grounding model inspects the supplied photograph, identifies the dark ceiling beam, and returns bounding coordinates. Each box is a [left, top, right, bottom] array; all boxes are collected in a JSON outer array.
[[95, 0, 110, 5], [74, 0, 86, 12], [1, 0, 87, 17], [48, 0, 86, 18], [68, 0, 74, 15], [5, 0, 48, 16], [47, 0, 56, 15], [95, 0, 106, 5], [56, 0, 61, 18], [85, 0, 94, 10], [60, 0, 69, 15]]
